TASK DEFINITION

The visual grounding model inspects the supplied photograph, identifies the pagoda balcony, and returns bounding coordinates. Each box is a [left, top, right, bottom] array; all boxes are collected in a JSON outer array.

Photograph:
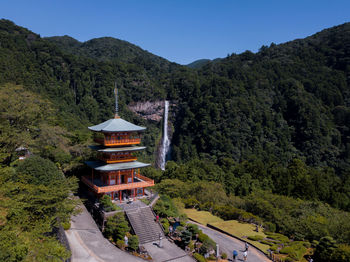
[[94, 137, 141, 146], [81, 174, 154, 194], [100, 157, 138, 164], [98, 154, 137, 163]]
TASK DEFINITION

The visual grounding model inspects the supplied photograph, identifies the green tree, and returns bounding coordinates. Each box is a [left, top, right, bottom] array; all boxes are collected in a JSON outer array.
[[181, 230, 192, 247], [128, 235, 139, 251], [104, 213, 130, 241], [314, 236, 337, 261]]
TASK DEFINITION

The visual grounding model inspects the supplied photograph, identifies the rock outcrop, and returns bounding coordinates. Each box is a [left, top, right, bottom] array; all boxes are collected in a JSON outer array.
[[128, 101, 164, 122]]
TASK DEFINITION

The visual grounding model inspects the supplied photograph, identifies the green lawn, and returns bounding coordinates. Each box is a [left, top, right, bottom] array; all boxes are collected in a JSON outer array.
[[183, 208, 223, 225]]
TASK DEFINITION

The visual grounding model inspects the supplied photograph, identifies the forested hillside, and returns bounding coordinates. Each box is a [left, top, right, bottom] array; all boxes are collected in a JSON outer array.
[[172, 23, 350, 173]]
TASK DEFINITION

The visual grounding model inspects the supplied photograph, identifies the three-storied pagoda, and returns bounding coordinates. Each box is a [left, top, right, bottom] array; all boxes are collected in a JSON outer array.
[[82, 87, 154, 201]]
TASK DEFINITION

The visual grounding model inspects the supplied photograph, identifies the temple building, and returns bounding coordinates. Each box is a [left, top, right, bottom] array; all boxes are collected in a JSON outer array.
[[82, 87, 154, 201]]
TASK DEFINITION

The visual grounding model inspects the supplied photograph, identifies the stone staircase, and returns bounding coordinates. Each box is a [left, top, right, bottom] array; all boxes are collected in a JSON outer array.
[[126, 206, 164, 244]]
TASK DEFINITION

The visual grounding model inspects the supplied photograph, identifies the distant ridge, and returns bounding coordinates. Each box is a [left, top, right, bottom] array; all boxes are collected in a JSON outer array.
[[186, 59, 211, 69], [45, 35, 171, 66], [186, 58, 223, 69]]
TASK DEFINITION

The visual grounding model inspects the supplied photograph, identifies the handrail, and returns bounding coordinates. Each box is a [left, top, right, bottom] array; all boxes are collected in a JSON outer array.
[[150, 206, 165, 235], [81, 175, 154, 194], [149, 192, 159, 207], [136, 174, 154, 183]]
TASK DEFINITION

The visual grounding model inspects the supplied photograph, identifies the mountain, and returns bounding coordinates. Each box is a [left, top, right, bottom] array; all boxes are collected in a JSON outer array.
[[45, 35, 172, 67]]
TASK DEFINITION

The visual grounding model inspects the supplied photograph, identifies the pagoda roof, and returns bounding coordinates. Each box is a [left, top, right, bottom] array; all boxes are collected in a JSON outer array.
[[89, 145, 146, 152], [85, 160, 150, 171], [88, 118, 146, 132]]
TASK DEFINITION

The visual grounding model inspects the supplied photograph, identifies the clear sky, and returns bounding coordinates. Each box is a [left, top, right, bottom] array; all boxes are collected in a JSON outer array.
[[1, 0, 349, 64]]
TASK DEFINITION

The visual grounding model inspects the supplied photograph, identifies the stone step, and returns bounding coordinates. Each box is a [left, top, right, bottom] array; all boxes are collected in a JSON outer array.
[[126, 207, 164, 244]]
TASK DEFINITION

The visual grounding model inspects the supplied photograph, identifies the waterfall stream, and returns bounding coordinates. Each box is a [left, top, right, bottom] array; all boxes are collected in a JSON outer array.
[[160, 101, 170, 170]]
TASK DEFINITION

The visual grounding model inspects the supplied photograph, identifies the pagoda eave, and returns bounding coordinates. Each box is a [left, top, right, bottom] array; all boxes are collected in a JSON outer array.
[[85, 160, 150, 172], [89, 145, 146, 152]]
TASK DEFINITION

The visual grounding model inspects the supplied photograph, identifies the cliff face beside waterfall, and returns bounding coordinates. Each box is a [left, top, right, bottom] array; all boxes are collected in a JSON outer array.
[[128, 101, 175, 169], [128, 101, 164, 122]]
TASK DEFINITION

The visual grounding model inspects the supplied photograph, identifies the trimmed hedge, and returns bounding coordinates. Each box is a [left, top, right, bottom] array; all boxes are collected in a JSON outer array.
[[280, 244, 307, 261], [193, 253, 206, 262], [269, 244, 278, 251], [248, 235, 264, 241], [261, 239, 273, 246], [211, 205, 262, 224]]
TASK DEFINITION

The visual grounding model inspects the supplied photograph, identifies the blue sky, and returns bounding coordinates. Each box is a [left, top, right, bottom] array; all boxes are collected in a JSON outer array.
[[1, 0, 349, 64]]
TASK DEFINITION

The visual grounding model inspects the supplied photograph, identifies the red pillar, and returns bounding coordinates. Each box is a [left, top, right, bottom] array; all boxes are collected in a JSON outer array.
[[119, 190, 122, 201], [142, 187, 145, 196]]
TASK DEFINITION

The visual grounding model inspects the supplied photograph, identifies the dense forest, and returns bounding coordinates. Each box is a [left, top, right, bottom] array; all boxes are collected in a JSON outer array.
[[0, 19, 350, 260]]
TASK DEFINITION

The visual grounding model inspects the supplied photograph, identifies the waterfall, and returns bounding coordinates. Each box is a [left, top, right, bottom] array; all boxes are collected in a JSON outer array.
[[160, 101, 170, 170]]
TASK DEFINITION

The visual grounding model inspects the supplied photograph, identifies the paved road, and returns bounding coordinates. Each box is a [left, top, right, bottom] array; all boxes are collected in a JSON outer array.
[[66, 202, 143, 262], [143, 239, 194, 262], [193, 222, 270, 262]]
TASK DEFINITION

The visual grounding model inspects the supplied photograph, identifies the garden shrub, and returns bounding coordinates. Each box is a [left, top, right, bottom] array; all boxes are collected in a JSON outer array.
[[280, 244, 306, 261], [62, 221, 71, 230], [160, 218, 170, 234], [303, 241, 311, 248], [261, 239, 273, 246], [269, 244, 278, 251], [187, 223, 200, 236], [193, 253, 206, 262], [104, 213, 130, 241], [264, 222, 276, 233], [100, 195, 117, 212], [181, 230, 192, 247], [331, 244, 350, 262], [188, 240, 195, 251], [221, 253, 227, 259], [183, 197, 199, 208], [128, 235, 139, 251], [199, 239, 215, 255], [180, 221, 187, 227], [176, 226, 184, 233], [198, 231, 210, 243], [265, 232, 290, 244], [311, 240, 319, 247], [153, 195, 179, 217], [179, 214, 188, 222], [116, 239, 126, 250], [280, 246, 293, 254], [248, 235, 264, 241], [290, 241, 310, 248]]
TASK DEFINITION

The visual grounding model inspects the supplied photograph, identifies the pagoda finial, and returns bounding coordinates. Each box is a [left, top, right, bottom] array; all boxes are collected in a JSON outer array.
[[114, 82, 120, 118]]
